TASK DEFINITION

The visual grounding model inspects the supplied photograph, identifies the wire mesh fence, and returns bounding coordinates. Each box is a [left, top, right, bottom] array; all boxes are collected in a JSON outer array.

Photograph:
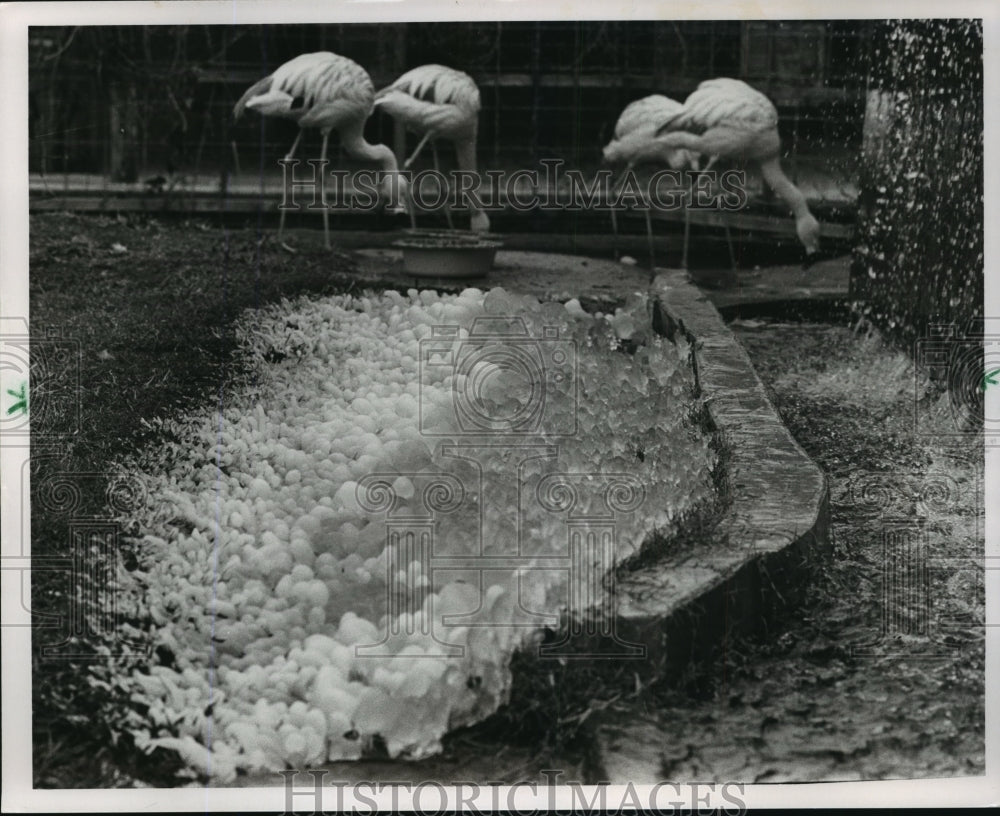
[[29, 21, 870, 232]]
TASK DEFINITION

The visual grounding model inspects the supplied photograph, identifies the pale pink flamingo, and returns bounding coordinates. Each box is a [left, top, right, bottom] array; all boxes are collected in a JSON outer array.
[[374, 64, 490, 232], [603, 94, 715, 269], [654, 78, 821, 265], [234, 51, 408, 249]]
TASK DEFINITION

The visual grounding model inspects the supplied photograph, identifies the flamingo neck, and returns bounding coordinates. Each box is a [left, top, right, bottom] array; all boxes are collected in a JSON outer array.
[[341, 132, 398, 173], [758, 157, 810, 221], [759, 157, 820, 253], [336, 122, 407, 212], [333, 118, 392, 168]]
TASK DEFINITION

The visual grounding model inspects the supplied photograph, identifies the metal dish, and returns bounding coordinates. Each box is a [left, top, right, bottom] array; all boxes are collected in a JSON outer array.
[[392, 232, 503, 278]]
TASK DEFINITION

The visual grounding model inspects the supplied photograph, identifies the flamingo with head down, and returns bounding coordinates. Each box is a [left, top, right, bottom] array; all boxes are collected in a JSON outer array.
[[235, 51, 408, 249], [654, 78, 821, 267], [603, 94, 707, 269], [374, 64, 490, 233]]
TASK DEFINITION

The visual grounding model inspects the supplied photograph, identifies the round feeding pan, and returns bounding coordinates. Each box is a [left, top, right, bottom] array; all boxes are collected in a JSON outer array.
[[392, 232, 503, 278]]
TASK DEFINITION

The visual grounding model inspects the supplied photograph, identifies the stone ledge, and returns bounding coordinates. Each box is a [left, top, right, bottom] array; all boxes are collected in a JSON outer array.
[[610, 269, 829, 669], [591, 269, 830, 782]]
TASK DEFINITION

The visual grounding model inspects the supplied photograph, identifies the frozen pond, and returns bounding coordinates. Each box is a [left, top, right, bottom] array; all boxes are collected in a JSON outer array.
[[109, 285, 719, 781]]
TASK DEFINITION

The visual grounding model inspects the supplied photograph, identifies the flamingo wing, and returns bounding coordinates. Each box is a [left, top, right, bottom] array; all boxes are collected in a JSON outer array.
[[613, 95, 684, 140], [377, 64, 480, 112], [270, 52, 375, 128], [657, 78, 778, 135]]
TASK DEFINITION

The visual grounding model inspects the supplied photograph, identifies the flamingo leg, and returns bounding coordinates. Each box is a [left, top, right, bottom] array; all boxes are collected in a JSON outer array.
[[278, 129, 303, 243], [432, 141, 454, 229], [404, 131, 432, 170], [644, 207, 656, 272], [725, 222, 737, 273], [682, 180, 692, 270], [643, 185, 655, 271], [319, 131, 330, 249], [681, 169, 697, 270], [608, 165, 631, 261], [695, 157, 734, 272], [609, 179, 621, 260], [407, 185, 418, 230]]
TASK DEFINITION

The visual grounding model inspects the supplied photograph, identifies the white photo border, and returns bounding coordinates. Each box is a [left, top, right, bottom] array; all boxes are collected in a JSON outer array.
[[2, 1, 997, 811]]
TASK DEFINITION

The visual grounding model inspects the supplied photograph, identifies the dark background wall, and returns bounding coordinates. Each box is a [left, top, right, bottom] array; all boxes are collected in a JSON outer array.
[[29, 21, 984, 339], [29, 21, 871, 179]]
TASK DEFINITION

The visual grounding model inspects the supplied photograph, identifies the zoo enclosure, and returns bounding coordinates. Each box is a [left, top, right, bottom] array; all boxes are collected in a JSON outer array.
[[31, 21, 869, 212]]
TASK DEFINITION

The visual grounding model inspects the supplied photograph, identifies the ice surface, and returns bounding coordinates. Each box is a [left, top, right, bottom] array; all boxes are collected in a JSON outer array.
[[107, 286, 716, 781]]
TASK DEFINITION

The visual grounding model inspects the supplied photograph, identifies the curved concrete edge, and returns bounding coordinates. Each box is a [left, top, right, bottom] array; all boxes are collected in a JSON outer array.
[[586, 269, 831, 784], [609, 269, 831, 675], [220, 257, 830, 786]]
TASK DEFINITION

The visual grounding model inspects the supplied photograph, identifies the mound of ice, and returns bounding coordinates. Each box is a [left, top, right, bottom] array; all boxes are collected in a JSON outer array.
[[104, 286, 716, 782]]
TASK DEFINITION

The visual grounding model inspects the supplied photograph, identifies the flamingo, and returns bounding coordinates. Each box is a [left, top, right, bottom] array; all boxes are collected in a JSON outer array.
[[603, 94, 733, 271], [654, 78, 821, 266], [373, 64, 490, 233], [234, 51, 408, 250]]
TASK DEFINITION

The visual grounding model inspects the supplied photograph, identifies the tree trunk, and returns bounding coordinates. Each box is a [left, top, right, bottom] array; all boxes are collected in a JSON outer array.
[[850, 19, 983, 339]]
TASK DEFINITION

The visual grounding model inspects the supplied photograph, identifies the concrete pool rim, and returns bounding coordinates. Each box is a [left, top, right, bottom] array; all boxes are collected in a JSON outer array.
[[606, 268, 832, 673]]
